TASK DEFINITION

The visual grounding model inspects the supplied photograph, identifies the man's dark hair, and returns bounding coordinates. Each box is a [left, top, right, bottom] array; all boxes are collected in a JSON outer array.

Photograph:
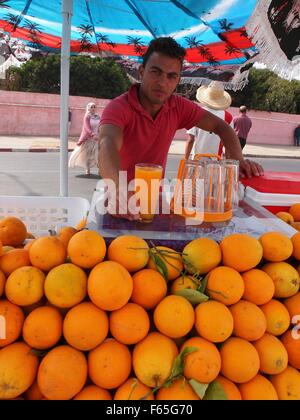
[[142, 37, 186, 66]]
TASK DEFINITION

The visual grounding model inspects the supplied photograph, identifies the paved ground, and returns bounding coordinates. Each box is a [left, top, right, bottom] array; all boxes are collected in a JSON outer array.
[[1, 135, 300, 159]]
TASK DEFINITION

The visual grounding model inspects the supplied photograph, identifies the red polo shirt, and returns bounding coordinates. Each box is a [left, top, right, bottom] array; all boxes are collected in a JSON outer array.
[[100, 84, 205, 181]]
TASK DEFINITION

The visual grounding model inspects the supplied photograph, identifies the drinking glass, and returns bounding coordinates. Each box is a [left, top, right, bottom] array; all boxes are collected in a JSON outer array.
[[222, 159, 239, 211], [134, 163, 163, 223]]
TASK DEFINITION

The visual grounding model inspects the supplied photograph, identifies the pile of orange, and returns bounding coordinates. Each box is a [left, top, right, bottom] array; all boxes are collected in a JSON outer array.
[[0, 216, 300, 400], [276, 203, 300, 231]]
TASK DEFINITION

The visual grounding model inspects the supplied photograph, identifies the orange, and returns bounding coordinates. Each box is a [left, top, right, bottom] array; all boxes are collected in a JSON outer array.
[[108, 235, 149, 272], [24, 381, 44, 400], [230, 300, 266, 341], [0, 216, 27, 247], [109, 303, 150, 345], [238, 375, 278, 400], [195, 300, 233, 343], [5, 266, 45, 306], [0, 239, 2, 256], [74, 385, 112, 400], [0, 269, 5, 297], [0, 300, 24, 347], [289, 203, 300, 222], [88, 261, 133, 311], [38, 345, 88, 400], [131, 268, 167, 310], [260, 299, 290, 336], [57, 226, 77, 248], [88, 339, 132, 390], [182, 238, 221, 275], [67, 230, 106, 269], [147, 245, 183, 280], [29, 236, 67, 272], [0, 342, 39, 400], [114, 378, 154, 400], [220, 337, 260, 384], [45, 263, 87, 308], [283, 292, 300, 319], [291, 231, 300, 260], [23, 240, 35, 252], [23, 306, 63, 350], [156, 377, 200, 400], [170, 274, 200, 293], [262, 262, 300, 298], [281, 329, 300, 369], [270, 366, 300, 400], [252, 333, 288, 375], [63, 302, 109, 351], [0, 248, 31, 276], [133, 332, 178, 388], [153, 295, 194, 338], [206, 266, 244, 305], [291, 221, 300, 231], [220, 233, 263, 272], [214, 376, 242, 400], [259, 231, 293, 262], [242, 268, 275, 305], [182, 336, 221, 384], [276, 211, 294, 224]]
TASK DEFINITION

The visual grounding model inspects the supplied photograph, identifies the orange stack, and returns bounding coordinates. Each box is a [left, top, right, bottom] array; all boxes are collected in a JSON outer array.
[[0, 216, 300, 400]]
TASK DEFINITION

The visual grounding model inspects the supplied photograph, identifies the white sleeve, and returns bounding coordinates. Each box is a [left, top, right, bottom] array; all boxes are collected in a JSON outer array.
[[187, 126, 198, 136]]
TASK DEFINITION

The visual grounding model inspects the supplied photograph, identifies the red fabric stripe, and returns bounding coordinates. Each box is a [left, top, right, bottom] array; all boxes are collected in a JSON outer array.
[[0, 20, 254, 62]]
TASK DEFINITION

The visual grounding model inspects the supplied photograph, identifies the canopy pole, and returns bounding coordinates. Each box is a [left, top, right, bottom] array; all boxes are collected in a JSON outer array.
[[60, 0, 73, 197]]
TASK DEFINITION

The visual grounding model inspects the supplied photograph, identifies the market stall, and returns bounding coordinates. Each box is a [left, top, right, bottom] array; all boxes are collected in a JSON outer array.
[[0, 0, 300, 402]]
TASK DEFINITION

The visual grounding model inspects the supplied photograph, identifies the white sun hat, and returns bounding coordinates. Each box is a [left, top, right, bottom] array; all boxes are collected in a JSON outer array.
[[196, 81, 232, 110]]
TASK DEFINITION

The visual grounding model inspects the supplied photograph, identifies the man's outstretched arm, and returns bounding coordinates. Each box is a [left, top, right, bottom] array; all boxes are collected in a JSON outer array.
[[98, 124, 139, 220], [196, 110, 263, 178], [98, 124, 122, 186]]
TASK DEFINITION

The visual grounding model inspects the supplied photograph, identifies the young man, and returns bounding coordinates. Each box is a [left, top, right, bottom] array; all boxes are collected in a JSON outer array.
[[233, 105, 253, 150], [99, 37, 263, 220]]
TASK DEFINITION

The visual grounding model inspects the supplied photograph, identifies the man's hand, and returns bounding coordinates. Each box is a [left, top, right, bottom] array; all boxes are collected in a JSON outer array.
[[108, 189, 140, 221], [239, 159, 264, 179]]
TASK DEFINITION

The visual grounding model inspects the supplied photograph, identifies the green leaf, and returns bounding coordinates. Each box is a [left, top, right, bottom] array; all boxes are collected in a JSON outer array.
[[198, 275, 208, 294], [169, 346, 198, 379], [189, 379, 209, 399], [175, 288, 209, 304], [152, 254, 168, 280], [202, 380, 228, 400]]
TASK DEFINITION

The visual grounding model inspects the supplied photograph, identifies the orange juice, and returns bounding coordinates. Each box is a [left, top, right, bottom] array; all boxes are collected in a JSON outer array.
[[135, 163, 163, 223]]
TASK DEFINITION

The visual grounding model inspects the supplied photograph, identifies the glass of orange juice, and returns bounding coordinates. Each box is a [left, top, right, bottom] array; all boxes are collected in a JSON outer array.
[[135, 163, 163, 223]]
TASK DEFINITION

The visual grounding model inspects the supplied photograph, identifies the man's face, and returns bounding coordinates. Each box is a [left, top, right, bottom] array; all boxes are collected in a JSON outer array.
[[139, 52, 181, 105]]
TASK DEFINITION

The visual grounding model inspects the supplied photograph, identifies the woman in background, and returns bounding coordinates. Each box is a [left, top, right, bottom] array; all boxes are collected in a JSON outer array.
[[69, 102, 100, 175]]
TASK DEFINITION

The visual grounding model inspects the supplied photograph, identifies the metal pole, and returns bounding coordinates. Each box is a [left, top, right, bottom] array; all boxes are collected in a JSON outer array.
[[60, 0, 73, 197]]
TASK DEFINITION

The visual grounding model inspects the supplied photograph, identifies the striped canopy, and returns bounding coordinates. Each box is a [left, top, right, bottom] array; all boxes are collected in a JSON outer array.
[[1, 0, 299, 87]]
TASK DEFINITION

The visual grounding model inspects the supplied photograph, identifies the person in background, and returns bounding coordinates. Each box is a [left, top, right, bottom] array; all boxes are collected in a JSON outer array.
[[69, 102, 100, 176], [185, 82, 233, 159], [233, 105, 252, 150], [98, 37, 263, 220], [294, 124, 300, 147]]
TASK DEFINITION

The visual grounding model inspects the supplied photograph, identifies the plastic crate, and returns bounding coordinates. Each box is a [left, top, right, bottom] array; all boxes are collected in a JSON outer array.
[[244, 187, 300, 214], [0, 196, 90, 236]]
